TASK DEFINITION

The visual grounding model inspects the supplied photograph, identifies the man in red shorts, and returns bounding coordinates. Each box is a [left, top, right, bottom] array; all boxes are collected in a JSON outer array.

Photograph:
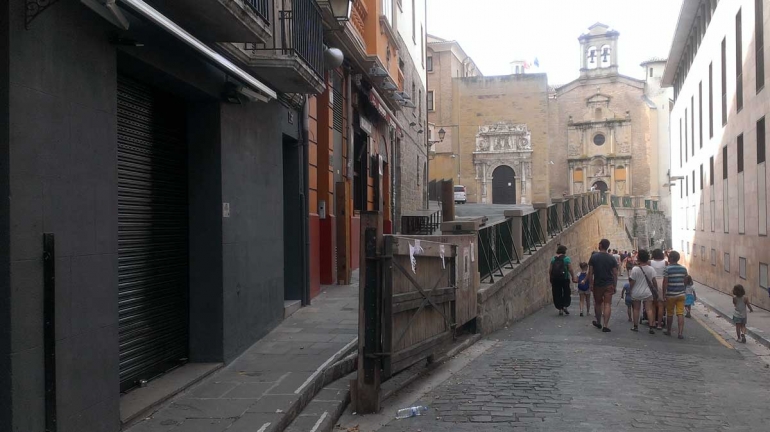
[[587, 238, 619, 332]]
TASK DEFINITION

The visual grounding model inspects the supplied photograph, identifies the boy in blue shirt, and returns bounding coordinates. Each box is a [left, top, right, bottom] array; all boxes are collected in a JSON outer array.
[[577, 262, 590, 316], [620, 282, 633, 322]]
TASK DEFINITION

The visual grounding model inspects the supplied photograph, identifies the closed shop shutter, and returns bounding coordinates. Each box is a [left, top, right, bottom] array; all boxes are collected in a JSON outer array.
[[117, 76, 189, 392]]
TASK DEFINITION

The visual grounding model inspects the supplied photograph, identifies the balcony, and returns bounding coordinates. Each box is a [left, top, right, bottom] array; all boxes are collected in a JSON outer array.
[[148, 0, 272, 43], [221, 0, 326, 94]]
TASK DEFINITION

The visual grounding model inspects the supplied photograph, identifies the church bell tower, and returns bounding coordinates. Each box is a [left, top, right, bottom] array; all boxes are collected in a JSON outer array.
[[579, 23, 620, 78]]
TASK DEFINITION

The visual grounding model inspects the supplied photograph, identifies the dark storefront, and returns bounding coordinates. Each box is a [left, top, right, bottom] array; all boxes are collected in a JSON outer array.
[[1, 0, 312, 430]]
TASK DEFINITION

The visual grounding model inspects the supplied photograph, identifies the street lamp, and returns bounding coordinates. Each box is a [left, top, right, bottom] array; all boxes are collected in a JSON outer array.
[[318, 0, 352, 21], [427, 128, 446, 160]]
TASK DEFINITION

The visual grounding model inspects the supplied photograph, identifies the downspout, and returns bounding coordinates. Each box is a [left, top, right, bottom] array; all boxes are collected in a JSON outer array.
[[302, 97, 311, 306], [424, 0, 429, 209], [346, 65, 354, 181]]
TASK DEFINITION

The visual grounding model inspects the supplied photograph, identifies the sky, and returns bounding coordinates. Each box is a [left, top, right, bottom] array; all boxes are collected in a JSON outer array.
[[426, 0, 684, 86]]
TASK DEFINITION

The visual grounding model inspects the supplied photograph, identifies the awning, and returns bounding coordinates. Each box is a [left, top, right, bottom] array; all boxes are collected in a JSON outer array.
[[120, 0, 277, 101], [368, 88, 403, 133]]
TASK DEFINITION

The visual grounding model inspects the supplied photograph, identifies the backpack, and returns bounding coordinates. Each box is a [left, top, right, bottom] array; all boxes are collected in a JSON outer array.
[[550, 256, 566, 283]]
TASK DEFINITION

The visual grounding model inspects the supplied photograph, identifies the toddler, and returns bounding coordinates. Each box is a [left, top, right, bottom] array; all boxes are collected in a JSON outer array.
[[733, 284, 754, 343]]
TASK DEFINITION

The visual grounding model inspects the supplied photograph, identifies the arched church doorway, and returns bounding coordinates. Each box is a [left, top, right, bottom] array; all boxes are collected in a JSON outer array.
[[492, 165, 516, 204], [592, 180, 609, 192]]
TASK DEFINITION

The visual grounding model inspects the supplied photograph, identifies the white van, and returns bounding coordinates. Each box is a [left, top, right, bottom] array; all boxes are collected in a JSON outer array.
[[454, 185, 467, 204]]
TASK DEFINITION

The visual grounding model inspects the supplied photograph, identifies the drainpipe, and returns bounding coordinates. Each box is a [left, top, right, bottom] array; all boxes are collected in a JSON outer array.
[[346, 65, 354, 181], [302, 96, 311, 306]]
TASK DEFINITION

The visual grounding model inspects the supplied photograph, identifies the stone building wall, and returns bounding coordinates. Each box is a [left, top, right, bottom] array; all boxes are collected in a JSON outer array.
[[454, 74, 551, 203], [552, 78, 654, 198]]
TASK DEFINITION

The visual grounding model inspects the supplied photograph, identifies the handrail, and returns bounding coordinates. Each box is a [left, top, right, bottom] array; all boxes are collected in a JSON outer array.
[[478, 218, 519, 283]]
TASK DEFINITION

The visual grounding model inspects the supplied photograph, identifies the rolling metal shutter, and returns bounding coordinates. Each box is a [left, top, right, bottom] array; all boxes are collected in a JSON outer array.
[[117, 76, 189, 392]]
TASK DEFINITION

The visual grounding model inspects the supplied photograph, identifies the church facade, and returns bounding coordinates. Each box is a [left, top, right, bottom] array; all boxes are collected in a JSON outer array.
[[428, 23, 672, 247]]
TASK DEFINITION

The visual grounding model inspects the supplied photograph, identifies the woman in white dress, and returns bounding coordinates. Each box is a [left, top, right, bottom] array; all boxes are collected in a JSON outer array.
[[629, 249, 659, 334]]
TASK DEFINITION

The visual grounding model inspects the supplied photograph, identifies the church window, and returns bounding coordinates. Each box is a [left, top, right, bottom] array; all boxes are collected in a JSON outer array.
[[615, 166, 626, 181], [593, 133, 606, 146], [600, 45, 611, 67], [573, 168, 584, 182]]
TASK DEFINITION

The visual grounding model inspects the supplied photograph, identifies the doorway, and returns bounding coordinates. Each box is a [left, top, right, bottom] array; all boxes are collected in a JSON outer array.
[[492, 165, 516, 204], [283, 135, 306, 304], [593, 180, 609, 192]]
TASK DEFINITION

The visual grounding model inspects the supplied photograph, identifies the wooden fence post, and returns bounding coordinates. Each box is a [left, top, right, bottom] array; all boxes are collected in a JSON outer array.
[[356, 212, 383, 414]]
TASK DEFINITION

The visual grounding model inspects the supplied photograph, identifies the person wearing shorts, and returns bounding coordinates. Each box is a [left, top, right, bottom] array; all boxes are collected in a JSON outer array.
[[662, 251, 688, 339], [587, 239, 619, 332]]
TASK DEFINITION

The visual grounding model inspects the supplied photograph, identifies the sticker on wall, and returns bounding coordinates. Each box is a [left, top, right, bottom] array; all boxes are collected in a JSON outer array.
[[223, 203, 231, 218], [379, 155, 384, 175], [470, 241, 475, 262], [439, 244, 446, 269]]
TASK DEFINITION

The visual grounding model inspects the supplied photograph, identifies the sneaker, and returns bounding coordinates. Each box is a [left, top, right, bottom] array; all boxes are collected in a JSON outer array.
[[663, 330, 671, 336], [678, 334, 684, 340], [592, 321, 602, 329], [580, 312, 584, 317], [602, 327, 612, 333], [649, 329, 655, 335], [630, 326, 639, 332], [741, 335, 747, 343], [563, 309, 570, 315], [685, 312, 692, 318]]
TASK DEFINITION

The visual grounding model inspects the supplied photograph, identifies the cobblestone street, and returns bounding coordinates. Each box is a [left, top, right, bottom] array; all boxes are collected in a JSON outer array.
[[376, 280, 770, 431]]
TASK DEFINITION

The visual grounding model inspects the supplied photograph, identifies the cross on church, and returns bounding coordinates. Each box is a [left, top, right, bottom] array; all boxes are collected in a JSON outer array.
[[588, 49, 597, 63], [601, 47, 610, 62]]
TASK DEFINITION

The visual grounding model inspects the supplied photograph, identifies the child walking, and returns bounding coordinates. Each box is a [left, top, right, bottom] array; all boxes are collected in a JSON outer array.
[[577, 263, 590, 317], [620, 281, 632, 322], [733, 284, 754, 343], [684, 275, 696, 318]]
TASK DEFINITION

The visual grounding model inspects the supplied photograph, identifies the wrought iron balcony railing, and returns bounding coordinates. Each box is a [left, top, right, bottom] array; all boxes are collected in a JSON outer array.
[[248, 0, 324, 77], [245, 0, 271, 22]]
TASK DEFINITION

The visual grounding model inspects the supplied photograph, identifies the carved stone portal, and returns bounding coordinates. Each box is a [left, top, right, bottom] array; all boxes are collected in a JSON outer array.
[[473, 122, 534, 204]]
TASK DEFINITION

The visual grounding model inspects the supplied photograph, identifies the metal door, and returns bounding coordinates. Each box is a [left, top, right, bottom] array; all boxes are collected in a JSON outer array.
[[492, 165, 516, 204], [117, 76, 189, 392]]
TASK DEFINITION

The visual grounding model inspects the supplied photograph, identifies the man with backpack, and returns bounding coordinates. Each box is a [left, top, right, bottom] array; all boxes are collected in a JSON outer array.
[[550, 244, 577, 316], [587, 239, 619, 332]]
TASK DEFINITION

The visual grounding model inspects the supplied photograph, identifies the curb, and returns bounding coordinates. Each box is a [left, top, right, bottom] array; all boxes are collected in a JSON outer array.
[[299, 333, 484, 432], [272, 338, 358, 432], [697, 298, 770, 350]]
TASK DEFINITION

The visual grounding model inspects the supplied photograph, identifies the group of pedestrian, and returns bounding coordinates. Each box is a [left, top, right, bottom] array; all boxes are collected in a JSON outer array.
[[548, 239, 693, 338]]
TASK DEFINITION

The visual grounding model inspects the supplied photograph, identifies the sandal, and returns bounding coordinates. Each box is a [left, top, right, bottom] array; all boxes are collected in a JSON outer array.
[[678, 334, 684, 340], [631, 327, 639, 332], [649, 329, 655, 335], [663, 330, 671, 336], [602, 327, 612, 333]]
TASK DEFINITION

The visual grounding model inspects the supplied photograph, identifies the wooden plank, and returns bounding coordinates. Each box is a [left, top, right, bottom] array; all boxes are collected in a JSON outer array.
[[391, 331, 452, 374], [389, 236, 457, 258], [381, 236, 393, 380], [356, 212, 381, 414], [391, 286, 456, 305], [392, 292, 456, 314]]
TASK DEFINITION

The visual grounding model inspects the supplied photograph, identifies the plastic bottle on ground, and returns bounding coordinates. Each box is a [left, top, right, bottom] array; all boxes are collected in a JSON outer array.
[[395, 406, 428, 419]]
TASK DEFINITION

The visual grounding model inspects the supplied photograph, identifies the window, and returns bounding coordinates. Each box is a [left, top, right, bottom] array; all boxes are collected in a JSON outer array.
[[686, 175, 689, 196], [699, 81, 703, 148], [709, 63, 714, 138], [737, 9, 744, 111], [759, 117, 767, 235], [724, 146, 729, 233], [421, 26, 424, 67], [722, 37, 727, 126], [411, 0, 416, 43], [427, 91, 434, 111], [680, 118, 684, 167], [383, 0, 393, 25], [725, 253, 731, 272], [593, 133, 606, 146], [710, 156, 715, 185], [693, 170, 696, 194], [757, 0, 765, 92], [738, 134, 744, 173], [691, 96, 695, 156], [757, 117, 765, 164], [427, 56, 433, 72], [687, 241, 690, 255], [761, 263, 769, 293], [701, 245, 706, 260], [711, 248, 716, 266], [693, 243, 697, 257], [685, 108, 689, 162], [700, 164, 704, 190], [649, 68, 653, 77], [739, 134, 745, 233], [739, 257, 747, 279]]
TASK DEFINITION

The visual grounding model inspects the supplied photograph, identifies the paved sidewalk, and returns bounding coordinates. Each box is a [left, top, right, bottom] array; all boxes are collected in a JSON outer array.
[[127, 274, 359, 432], [693, 280, 770, 348]]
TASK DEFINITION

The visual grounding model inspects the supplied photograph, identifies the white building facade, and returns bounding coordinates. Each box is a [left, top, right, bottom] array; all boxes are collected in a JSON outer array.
[[663, 0, 770, 308]]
